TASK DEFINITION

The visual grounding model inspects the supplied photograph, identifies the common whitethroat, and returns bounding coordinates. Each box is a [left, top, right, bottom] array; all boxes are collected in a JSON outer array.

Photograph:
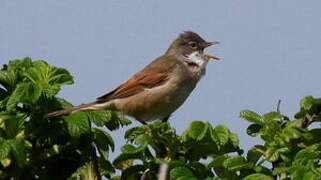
[[46, 31, 220, 124]]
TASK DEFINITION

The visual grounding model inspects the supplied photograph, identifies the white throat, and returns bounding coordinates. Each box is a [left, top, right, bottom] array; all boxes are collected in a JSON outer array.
[[185, 51, 209, 69], [183, 51, 209, 77]]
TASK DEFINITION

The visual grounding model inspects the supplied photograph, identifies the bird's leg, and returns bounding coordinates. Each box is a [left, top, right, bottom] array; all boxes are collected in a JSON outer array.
[[161, 115, 171, 122]]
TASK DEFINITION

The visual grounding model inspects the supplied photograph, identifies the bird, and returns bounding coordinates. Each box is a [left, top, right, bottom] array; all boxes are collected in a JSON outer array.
[[45, 31, 220, 124]]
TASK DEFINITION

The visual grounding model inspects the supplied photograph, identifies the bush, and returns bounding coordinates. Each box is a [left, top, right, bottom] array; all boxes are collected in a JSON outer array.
[[0, 58, 320, 180]]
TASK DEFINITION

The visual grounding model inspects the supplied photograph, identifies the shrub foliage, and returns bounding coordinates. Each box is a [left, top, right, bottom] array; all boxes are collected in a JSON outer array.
[[0, 58, 320, 180]]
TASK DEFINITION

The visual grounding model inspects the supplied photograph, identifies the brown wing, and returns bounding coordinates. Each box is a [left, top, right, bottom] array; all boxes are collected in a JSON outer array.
[[96, 55, 179, 102]]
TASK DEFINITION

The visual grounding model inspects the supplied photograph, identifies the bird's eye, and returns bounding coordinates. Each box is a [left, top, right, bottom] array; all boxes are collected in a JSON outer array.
[[188, 41, 198, 49]]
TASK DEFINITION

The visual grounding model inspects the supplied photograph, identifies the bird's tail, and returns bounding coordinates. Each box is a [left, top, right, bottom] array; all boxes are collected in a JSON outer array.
[[44, 101, 108, 118]]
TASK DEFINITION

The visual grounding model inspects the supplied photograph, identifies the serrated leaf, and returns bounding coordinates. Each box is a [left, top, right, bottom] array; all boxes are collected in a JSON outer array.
[[6, 82, 41, 110], [303, 171, 319, 180], [4, 113, 25, 139], [93, 127, 114, 157], [240, 110, 264, 125], [9, 140, 26, 167], [223, 156, 247, 171], [177, 177, 198, 180], [208, 154, 229, 168], [283, 127, 302, 140], [211, 125, 229, 146], [93, 128, 114, 151], [105, 111, 131, 131], [86, 110, 112, 127], [188, 121, 208, 141], [293, 149, 319, 166], [24, 60, 74, 98], [124, 126, 147, 141], [0, 70, 17, 92], [0, 138, 11, 160], [265, 147, 289, 162], [7, 57, 33, 72], [113, 153, 141, 170], [170, 167, 194, 180], [64, 112, 90, 137], [247, 150, 262, 166], [229, 132, 239, 148], [121, 144, 138, 154], [300, 96, 315, 110], [272, 167, 290, 175], [242, 173, 273, 180], [56, 97, 73, 108], [121, 165, 145, 179], [71, 162, 96, 180], [98, 158, 115, 176], [262, 112, 283, 121]]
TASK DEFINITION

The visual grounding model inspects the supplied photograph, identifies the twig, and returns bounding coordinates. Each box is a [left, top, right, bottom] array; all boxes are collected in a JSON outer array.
[[140, 168, 150, 180], [276, 99, 284, 123], [90, 142, 102, 180], [273, 100, 282, 180], [301, 114, 317, 129], [276, 99, 281, 114], [158, 163, 168, 180]]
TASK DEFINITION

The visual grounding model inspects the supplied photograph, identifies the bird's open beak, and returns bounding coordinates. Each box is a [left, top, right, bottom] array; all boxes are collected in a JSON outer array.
[[203, 54, 220, 60], [202, 41, 220, 60], [202, 41, 220, 48]]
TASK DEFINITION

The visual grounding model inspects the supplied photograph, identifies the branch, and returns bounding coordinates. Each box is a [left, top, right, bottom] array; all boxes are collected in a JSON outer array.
[[90, 142, 102, 180], [276, 99, 281, 114], [158, 163, 168, 180], [140, 168, 150, 180], [301, 114, 317, 129]]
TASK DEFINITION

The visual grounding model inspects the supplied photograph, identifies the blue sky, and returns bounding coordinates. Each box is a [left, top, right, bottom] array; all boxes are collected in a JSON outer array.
[[1, 0, 321, 159]]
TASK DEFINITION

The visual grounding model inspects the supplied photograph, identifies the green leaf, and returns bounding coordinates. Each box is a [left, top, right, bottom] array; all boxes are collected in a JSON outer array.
[[170, 167, 194, 180], [9, 140, 26, 167], [6, 82, 41, 110], [300, 96, 315, 110], [247, 150, 262, 166], [229, 132, 239, 148], [64, 112, 90, 137], [211, 125, 229, 146], [0, 138, 11, 160], [293, 149, 319, 166], [272, 167, 290, 175], [4, 113, 25, 139], [208, 154, 229, 168], [98, 158, 115, 176], [303, 171, 319, 180], [0, 70, 17, 92], [121, 165, 145, 179], [262, 112, 283, 121], [124, 126, 147, 141], [188, 121, 208, 141], [265, 147, 289, 162], [223, 156, 247, 171], [283, 127, 303, 140], [24, 60, 74, 98], [240, 110, 264, 125], [246, 124, 262, 137], [86, 110, 112, 127], [242, 173, 273, 180], [177, 177, 198, 180], [121, 144, 139, 154], [104, 111, 131, 131], [7, 57, 33, 72], [92, 128, 114, 161], [71, 162, 96, 180], [113, 153, 141, 170]]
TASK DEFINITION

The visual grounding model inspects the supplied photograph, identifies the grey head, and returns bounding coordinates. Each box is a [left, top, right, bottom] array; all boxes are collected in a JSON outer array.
[[165, 31, 218, 58]]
